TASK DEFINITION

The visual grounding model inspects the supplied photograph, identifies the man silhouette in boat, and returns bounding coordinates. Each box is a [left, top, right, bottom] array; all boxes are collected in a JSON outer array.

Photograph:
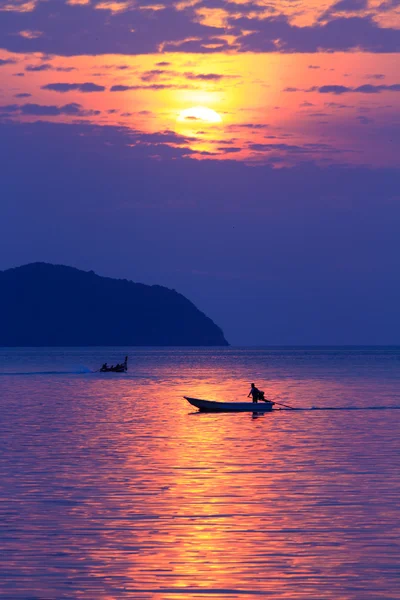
[[99, 357, 128, 372], [248, 383, 265, 403]]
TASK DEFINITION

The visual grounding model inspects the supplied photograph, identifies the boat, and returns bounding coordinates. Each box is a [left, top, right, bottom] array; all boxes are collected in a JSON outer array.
[[99, 356, 128, 373], [184, 396, 275, 412]]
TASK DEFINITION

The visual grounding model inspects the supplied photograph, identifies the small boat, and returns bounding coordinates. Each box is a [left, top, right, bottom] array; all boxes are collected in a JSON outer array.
[[99, 356, 128, 373], [184, 396, 274, 412]]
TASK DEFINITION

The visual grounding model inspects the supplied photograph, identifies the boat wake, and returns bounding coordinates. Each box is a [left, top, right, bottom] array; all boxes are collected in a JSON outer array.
[[301, 405, 400, 411], [0, 367, 93, 376]]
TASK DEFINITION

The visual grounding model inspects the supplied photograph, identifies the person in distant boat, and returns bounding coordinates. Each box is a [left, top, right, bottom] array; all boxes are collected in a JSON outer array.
[[248, 383, 262, 403]]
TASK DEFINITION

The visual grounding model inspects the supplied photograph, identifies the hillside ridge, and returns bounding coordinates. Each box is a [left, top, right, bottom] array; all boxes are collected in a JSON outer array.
[[0, 263, 229, 347]]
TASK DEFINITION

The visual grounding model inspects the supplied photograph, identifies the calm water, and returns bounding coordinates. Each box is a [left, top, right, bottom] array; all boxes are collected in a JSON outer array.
[[1, 347, 400, 600]]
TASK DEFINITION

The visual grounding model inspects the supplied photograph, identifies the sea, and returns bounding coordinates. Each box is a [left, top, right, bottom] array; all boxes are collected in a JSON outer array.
[[1, 347, 399, 600]]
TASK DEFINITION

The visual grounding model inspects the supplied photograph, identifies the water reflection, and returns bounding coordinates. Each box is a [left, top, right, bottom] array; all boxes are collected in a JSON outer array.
[[1, 348, 400, 599]]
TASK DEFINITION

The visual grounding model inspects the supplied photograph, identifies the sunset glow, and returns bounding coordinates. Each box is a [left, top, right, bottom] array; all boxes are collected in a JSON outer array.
[[1, 2, 400, 597], [0, 0, 399, 343], [178, 106, 222, 123]]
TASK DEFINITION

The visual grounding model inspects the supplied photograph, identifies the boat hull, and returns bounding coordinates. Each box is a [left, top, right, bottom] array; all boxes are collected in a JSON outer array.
[[184, 396, 274, 412]]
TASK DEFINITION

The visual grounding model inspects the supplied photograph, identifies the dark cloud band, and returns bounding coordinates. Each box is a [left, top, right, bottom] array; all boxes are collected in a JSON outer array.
[[0, 1, 398, 55]]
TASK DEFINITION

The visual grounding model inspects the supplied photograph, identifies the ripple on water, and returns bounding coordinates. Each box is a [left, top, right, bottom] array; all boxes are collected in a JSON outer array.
[[1, 347, 400, 599]]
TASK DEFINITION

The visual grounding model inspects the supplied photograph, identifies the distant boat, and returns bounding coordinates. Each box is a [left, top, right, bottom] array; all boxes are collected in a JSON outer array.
[[99, 356, 128, 373], [184, 396, 274, 412]]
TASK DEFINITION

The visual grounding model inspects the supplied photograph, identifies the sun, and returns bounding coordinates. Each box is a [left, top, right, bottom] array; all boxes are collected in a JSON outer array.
[[178, 106, 222, 123]]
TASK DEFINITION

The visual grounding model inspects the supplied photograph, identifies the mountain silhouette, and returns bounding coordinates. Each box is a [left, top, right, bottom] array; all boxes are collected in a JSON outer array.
[[0, 263, 228, 346]]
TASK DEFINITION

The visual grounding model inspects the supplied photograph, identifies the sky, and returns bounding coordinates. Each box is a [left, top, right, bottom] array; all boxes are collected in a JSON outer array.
[[0, 0, 399, 345]]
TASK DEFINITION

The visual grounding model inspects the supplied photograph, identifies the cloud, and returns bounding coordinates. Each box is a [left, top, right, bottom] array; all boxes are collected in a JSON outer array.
[[248, 142, 337, 154], [25, 62, 76, 72], [1, 0, 397, 56], [138, 69, 230, 82], [193, 0, 272, 15], [14, 92, 31, 97], [284, 84, 400, 94], [324, 101, 348, 108], [41, 82, 106, 92], [109, 84, 133, 92], [140, 69, 172, 82], [109, 83, 192, 91], [319, 85, 359, 94], [228, 123, 269, 130], [349, 84, 400, 93], [325, 0, 369, 13], [0, 57, 16, 65], [218, 146, 242, 153], [25, 63, 53, 71], [378, 0, 400, 10], [162, 38, 232, 53], [184, 72, 226, 81], [0, 0, 224, 55], [308, 112, 330, 118], [232, 15, 400, 53], [0, 120, 196, 170], [0, 102, 100, 116]]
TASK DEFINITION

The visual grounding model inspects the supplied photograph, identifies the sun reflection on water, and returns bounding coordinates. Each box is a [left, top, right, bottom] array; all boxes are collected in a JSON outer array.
[[1, 348, 400, 598]]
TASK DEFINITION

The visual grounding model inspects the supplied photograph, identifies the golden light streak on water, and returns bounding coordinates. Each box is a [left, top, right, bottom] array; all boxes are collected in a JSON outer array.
[[1, 348, 400, 598]]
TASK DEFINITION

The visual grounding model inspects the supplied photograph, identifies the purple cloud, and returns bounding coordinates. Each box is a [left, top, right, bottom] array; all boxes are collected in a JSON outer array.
[[109, 85, 133, 92], [0, 102, 100, 116], [193, 0, 272, 15], [0, 0, 224, 56], [218, 147, 242, 153], [354, 83, 400, 93], [140, 69, 171, 82], [228, 123, 269, 130], [41, 82, 106, 93], [163, 38, 232, 53], [0, 58, 16, 66], [248, 142, 336, 154], [318, 85, 354, 94], [232, 15, 400, 53], [184, 72, 226, 81], [285, 84, 400, 94], [24, 63, 75, 73], [109, 83, 191, 91], [25, 63, 53, 72], [327, 0, 369, 12], [321, 83, 400, 94], [0, 0, 397, 56]]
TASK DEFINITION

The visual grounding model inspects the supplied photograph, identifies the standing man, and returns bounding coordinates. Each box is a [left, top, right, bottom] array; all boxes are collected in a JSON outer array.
[[248, 383, 261, 403]]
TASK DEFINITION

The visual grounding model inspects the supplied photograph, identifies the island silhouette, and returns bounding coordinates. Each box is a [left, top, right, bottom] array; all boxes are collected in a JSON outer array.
[[0, 263, 228, 346]]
